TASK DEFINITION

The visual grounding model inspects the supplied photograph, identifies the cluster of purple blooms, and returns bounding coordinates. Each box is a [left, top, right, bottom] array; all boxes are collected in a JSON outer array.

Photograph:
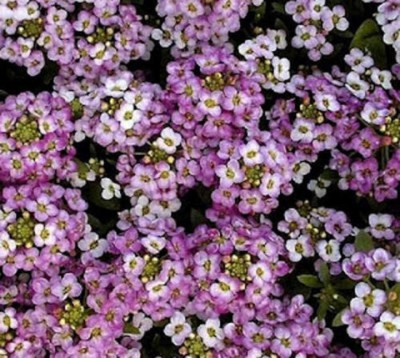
[[0, 92, 75, 184], [0, 0, 152, 76], [153, 0, 263, 57], [268, 48, 400, 202], [55, 68, 168, 153], [284, 0, 349, 61], [0, 0, 399, 357]]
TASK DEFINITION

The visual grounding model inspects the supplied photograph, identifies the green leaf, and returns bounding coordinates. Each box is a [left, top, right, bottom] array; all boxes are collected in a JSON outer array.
[[335, 29, 354, 39], [190, 209, 207, 227], [297, 274, 323, 288], [275, 18, 289, 33], [332, 308, 346, 327], [334, 278, 357, 290], [252, 2, 266, 23], [319, 262, 331, 285], [317, 300, 329, 320], [153, 319, 169, 327], [271, 2, 285, 14], [123, 323, 141, 335], [350, 19, 387, 68], [320, 169, 337, 181], [86, 182, 121, 211], [354, 230, 374, 253], [196, 185, 212, 206]]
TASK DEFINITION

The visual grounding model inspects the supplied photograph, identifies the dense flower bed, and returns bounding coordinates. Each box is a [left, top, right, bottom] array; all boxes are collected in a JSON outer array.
[[0, 0, 399, 357]]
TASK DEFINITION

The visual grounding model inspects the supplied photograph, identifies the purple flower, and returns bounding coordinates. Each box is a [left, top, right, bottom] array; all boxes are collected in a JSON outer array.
[[342, 301, 374, 339], [365, 248, 395, 280], [52, 273, 82, 300]]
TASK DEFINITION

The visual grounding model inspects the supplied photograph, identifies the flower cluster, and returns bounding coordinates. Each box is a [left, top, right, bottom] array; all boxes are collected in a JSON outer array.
[[55, 68, 168, 153], [0, 92, 75, 184], [0, 0, 399, 357], [153, 0, 262, 57], [268, 49, 400, 201], [0, 182, 88, 276], [285, 0, 349, 61], [239, 29, 290, 93], [0, 0, 153, 76]]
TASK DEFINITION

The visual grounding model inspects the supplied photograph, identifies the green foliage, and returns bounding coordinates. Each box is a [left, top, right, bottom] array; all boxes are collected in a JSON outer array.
[[297, 274, 323, 288], [319, 262, 331, 285], [271, 2, 285, 14], [354, 230, 374, 253], [350, 19, 387, 68], [332, 309, 346, 327], [190, 208, 207, 227]]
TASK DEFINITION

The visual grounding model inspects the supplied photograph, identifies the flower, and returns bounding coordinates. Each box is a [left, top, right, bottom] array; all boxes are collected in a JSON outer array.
[[100, 178, 122, 200], [368, 214, 395, 240], [197, 318, 224, 349], [164, 311, 192, 346], [315, 239, 341, 262], [374, 311, 400, 340], [78, 232, 108, 258], [126, 313, 153, 340], [351, 282, 386, 317]]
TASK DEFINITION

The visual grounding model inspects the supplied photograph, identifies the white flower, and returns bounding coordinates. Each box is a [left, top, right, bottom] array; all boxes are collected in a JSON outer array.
[[141, 235, 167, 254], [134, 195, 156, 219], [291, 119, 315, 143], [197, 318, 224, 349], [100, 178, 121, 200], [33, 223, 56, 247], [345, 71, 369, 99], [78, 232, 108, 258], [123, 253, 144, 276], [293, 162, 311, 184], [70, 172, 87, 188], [239, 140, 263, 166], [0, 308, 17, 333], [316, 239, 341, 262], [272, 57, 290, 81], [104, 77, 130, 98], [150, 198, 181, 218], [238, 40, 257, 60], [152, 28, 173, 48], [314, 92, 340, 112], [115, 103, 141, 129], [70, 168, 96, 188], [0, 232, 16, 259], [370, 68, 392, 90], [360, 102, 387, 125], [146, 280, 169, 301], [286, 235, 314, 262], [126, 313, 153, 340], [374, 311, 400, 340], [164, 312, 192, 346], [155, 127, 182, 154], [307, 178, 331, 198]]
